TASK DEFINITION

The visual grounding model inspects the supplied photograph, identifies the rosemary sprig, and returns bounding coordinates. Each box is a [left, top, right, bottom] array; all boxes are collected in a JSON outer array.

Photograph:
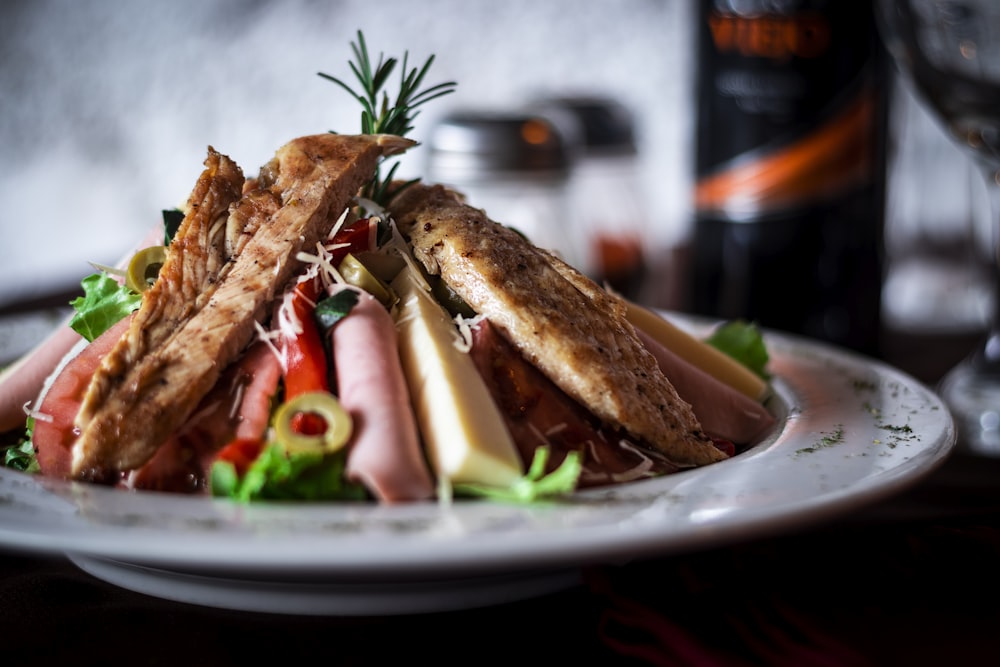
[[318, 30, 456, 205]]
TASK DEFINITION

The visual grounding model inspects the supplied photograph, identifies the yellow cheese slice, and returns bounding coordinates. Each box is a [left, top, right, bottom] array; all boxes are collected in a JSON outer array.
[[625, 302, 770, 402], [391, 266, 524, 487]]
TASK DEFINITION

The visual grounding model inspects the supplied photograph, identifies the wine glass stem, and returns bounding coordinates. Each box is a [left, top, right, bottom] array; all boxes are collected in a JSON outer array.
[[977, 164, 1000, 373]]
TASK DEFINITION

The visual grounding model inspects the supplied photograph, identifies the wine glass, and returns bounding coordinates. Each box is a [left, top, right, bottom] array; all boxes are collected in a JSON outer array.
[[877, 0, 1000, 454]]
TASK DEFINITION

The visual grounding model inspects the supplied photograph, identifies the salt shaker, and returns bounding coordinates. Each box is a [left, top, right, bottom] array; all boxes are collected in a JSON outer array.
[[532, 95, 649, 300], [423, 109, 581, 268]]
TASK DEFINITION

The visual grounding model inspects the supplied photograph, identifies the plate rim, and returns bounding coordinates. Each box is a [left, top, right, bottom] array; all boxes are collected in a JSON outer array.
[[0, 324, 957, 579]]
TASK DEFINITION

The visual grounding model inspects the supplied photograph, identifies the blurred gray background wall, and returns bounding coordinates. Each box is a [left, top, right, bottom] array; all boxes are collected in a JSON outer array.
[[0, 0, 694, 305]]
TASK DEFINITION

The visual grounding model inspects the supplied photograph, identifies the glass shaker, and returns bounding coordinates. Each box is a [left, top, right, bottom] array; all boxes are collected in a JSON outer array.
[[423, 109, 581, 269], [533, 95, 649, 301]]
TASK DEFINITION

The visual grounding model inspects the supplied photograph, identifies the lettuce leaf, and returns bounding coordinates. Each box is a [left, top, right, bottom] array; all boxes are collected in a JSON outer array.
[[453, 447, 582, 503], [68, 273, 141, 342], [705, 320, 769, 379], [210, 443, 368, 503], [1, 416, 38, 473]]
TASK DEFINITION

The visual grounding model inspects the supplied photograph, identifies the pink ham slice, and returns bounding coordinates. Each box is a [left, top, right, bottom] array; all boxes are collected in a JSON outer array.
[[635, 328, 775, 446], [468, 318, 686, 488], [335, 286, 435, 503]]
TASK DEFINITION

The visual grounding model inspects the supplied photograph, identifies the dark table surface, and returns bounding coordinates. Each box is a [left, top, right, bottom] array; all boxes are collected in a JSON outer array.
[[3, 317, 999, 666]]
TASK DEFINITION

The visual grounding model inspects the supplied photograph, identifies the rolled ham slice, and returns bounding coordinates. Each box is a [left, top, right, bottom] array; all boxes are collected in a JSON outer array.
[[334, 286, 434, 502], [635, 328, 775, 446]]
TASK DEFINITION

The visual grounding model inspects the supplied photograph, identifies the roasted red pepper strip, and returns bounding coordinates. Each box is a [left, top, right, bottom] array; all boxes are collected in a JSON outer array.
[[283, 280, 330, 399], [213, 219, 380, 475], [282, 218, 378, 400], [325, 217, 378, 268]]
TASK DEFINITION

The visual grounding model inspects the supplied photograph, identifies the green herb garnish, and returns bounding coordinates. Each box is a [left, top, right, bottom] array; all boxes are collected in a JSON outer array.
[[314, 289, 360, 331], [454, 447, 583, 504], [318, 30, 456, 205]]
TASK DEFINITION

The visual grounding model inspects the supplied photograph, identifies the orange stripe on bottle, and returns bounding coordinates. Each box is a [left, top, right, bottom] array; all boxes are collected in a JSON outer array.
[[695, 93, 876, 216]]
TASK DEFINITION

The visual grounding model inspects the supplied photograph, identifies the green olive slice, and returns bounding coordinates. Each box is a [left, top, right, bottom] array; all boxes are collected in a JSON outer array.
[[272, 391, 353, 454], [431, 277, 476, 319], [338, 253, 396, 307], [125, 245, 168, 293]]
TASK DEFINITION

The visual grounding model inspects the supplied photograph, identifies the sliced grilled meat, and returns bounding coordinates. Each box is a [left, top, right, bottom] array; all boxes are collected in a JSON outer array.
[[71, 133, 413, 481], [387, 183, 725, 468]]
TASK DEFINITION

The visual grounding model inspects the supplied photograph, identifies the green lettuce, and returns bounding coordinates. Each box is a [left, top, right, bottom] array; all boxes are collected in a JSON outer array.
[[210, 443, 368, 503], [1, 417, 38, 473], [68, 272, 141, 342], [705, 319, 769, 379]]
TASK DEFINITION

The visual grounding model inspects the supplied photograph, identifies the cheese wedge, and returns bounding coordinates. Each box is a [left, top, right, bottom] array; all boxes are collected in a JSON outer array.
[[391, 266, 524, 487], [625, 302, 770, 402]]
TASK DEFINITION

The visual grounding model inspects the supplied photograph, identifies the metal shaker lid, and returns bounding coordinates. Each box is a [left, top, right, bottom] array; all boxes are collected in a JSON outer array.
[[532, 95, 637, 156], [425, 109, 573, 181]]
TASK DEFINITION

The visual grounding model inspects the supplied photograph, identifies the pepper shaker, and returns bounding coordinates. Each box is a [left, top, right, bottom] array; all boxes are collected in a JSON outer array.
[[424, 109, 581, 268]]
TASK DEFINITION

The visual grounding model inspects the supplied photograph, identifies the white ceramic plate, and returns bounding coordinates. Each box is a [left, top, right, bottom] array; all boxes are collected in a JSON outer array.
[[0, 327, 956, 615]]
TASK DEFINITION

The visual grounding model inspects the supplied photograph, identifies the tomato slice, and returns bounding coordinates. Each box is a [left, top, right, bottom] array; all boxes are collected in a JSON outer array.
[[32, 317, 132, 479]]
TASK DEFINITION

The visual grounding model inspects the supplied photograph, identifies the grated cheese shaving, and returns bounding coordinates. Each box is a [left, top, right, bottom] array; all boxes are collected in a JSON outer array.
[[355, 198, 386, 217], [177, 400, 223, 437], [276, 289, 304, 337], [453, 315, 474, 353], [227, 381, 246, 422], [23, 401, 54, 424], [383, 220, 433, 294], [544, 422, 568, 437], [88, 262, 127, 278], [326, 207, 350, 240], [254, 320, 287, 374], [610, 440, 658, 482], [526, 421, 552, 448], [393, 293, 420, 328], [296, 240, 346, 291]]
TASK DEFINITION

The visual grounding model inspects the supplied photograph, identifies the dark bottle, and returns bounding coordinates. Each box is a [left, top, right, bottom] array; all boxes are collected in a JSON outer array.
[[690, 0, 888, 355]]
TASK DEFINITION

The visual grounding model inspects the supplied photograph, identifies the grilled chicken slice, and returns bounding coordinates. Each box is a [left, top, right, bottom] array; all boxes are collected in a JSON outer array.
[[387, 183, 726, 468], [71, 133, 413, 481], [76, 149, 245, 425]]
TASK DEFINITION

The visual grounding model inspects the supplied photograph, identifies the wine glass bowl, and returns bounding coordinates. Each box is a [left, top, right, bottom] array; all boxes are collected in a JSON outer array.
[[878, 0, 1000, 453]]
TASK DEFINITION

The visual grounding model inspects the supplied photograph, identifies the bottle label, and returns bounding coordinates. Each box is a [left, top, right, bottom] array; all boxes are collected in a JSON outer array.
[[695, 0, 882, 222]]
